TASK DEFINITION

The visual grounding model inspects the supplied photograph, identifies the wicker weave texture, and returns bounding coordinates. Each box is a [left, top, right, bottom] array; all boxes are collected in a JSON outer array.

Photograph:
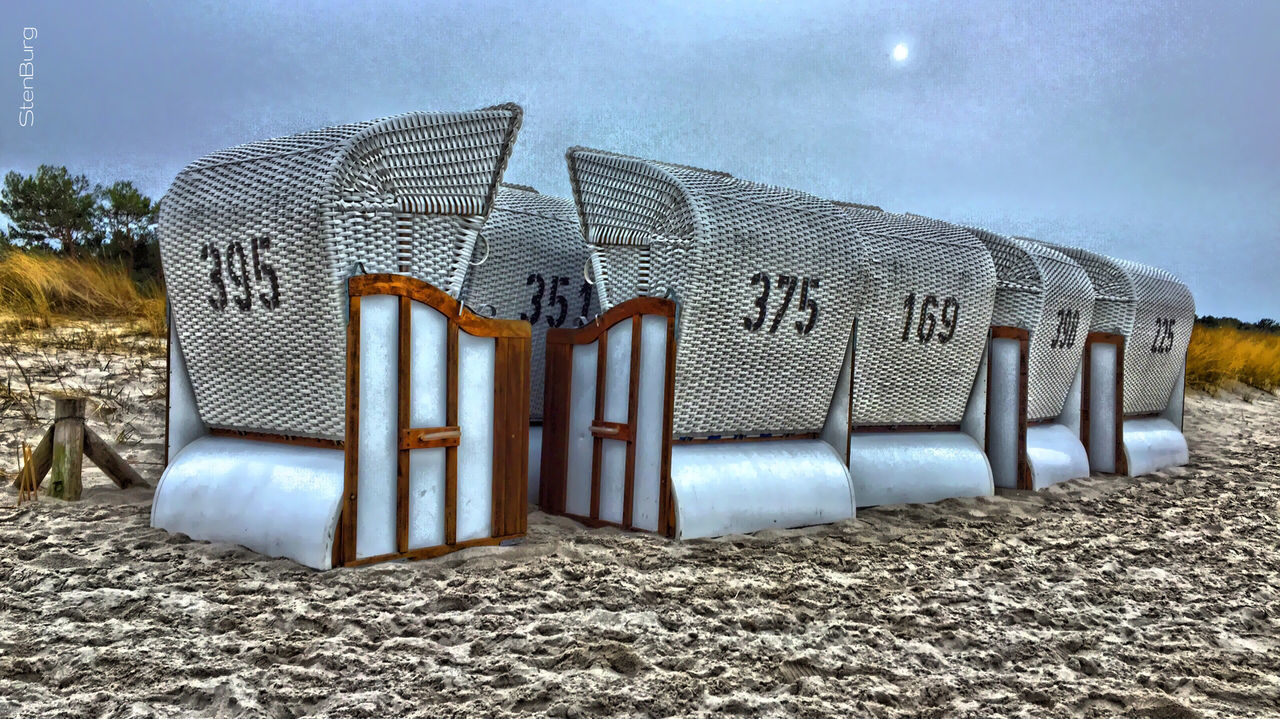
[[1040, 243, 1137, 337], [839, 209, 997, 426], [1112, 258, 1195, 415], [971, 229, 1096, 421], [1033, 243, 1193, 415], [567, 148, 866, 437], [968, 229, 1043, 330], [159, 106, 522, 439], [463, 186, 596, 421]]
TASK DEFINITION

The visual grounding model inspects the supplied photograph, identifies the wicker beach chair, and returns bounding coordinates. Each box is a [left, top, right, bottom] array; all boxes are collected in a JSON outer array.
[[540, 148, 865, 538], [1032, 243, 1194, 476], [818, 207, 999, 508], [154, 106, 533, 569], [967, 229, 1096, 489]]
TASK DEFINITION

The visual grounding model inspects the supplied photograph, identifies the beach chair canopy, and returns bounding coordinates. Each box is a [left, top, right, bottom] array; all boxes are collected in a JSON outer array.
[[463, 184, 596, 421], [835, 207, 997, 427], [1111, 258, 1196, 415], [566, 147, 866, 437], [158, 106, 523, 440], [1037, 244, 1194, 415], [1044, 244, 1137, 337], [970, 229, 1096, 421]]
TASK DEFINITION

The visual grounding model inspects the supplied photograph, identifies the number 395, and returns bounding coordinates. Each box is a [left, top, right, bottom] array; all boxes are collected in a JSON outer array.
[[199, 237, 280, 312]]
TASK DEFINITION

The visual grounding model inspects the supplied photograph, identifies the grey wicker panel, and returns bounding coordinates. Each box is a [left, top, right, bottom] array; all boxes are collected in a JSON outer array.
[[567, 148, 866, 437], [967, 229, 1043, 330], [838, 209, 997, 426], [462, 185, 596, 421], [1029, 243, 1193, 415], [159, 106, 522, 439], [588, 242, 650, 308], [1037, 243, 1137, 337], [970, 229, 1096, 421], [1111, 258, 1195, 415], [566, 149, 699, 310]]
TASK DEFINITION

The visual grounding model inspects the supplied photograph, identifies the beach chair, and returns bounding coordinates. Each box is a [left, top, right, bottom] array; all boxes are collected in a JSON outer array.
[[966, 230, 1096, 489], [1037, 245, 1194, 476], [154, 106, 531, 569], [818, 208, 998, 507], [539, 148, 863, 538]]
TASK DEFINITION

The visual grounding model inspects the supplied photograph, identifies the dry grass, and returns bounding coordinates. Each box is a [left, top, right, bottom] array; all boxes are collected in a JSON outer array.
[[1185, 323, 1280, 394], [0, 252, 164, 336]]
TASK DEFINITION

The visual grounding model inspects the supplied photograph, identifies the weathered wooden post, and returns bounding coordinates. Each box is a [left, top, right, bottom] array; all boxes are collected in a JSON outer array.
[[47, 397, 86, 500], [15, 394, 147, 500]]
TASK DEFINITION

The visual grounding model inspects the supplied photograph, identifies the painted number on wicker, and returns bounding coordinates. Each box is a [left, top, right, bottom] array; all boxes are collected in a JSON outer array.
[[1049, 308, 1082, 349], [742, 273, 820, 335], [198, 237, 280, 313], [900, 292, 959, 344], [1150, 318, 1177, 354], [521, 273, 592, 328]]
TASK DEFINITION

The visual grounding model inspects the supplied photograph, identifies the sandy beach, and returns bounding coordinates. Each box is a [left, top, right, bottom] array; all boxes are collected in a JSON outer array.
[[1, 324, 1278, 718]]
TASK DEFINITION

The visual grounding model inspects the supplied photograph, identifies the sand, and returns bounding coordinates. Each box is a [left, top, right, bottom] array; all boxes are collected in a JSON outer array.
[[1, 324, 1278, 718]]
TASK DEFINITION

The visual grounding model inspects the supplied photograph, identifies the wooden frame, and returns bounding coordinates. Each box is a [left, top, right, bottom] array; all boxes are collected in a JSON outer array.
[[334, 273, 531, 567], [985, 326, 1032, 490], [208, 427, 344, 450], [539, 297, 677, 536], [164, 303, 172, 468], [674, 432, 820, 443], [1081, 331, 1127, 476]]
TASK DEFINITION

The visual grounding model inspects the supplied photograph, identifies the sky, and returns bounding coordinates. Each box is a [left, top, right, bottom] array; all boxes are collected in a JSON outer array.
[[2, 0, 1277, 319]]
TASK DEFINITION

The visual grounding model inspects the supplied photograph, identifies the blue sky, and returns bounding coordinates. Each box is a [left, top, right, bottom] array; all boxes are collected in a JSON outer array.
[[2, 0, 1277, 318]]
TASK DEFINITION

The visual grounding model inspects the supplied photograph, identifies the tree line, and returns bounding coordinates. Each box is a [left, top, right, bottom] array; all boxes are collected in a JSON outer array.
[[1197, 316, 1279, 334], [0, 165, 161, 286]]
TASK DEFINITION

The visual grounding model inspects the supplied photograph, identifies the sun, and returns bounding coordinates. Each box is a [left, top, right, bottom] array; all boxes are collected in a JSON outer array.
[[892, 43, 909, 62]]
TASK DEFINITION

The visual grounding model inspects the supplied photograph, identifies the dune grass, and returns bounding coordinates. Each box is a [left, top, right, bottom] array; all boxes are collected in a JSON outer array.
[[1185, 323, 1280, 394], [0, 251, 164, 336]]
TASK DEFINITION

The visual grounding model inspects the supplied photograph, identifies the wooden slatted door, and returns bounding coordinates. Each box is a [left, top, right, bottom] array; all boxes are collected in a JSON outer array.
[[336, 274, 530, 567], [539, 298, 676, 537]]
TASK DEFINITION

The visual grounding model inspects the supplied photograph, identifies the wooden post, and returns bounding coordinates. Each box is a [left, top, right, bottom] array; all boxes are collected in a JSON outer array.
[[18, 394, 147, 501], [17, 443, 38, 505], [83, 429, 145, 489], [47, 397, 86, 501]]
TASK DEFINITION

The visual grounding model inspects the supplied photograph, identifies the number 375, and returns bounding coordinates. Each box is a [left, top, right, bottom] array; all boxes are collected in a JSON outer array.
[[742, 273, 820, 335]]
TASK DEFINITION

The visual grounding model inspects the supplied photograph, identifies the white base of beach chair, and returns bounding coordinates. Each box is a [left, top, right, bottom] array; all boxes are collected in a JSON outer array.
[[152, 437, 344, 570], [669, 440, 853, 539], [846, 431, 994, 508], [1122, 418, 1190, 477]]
